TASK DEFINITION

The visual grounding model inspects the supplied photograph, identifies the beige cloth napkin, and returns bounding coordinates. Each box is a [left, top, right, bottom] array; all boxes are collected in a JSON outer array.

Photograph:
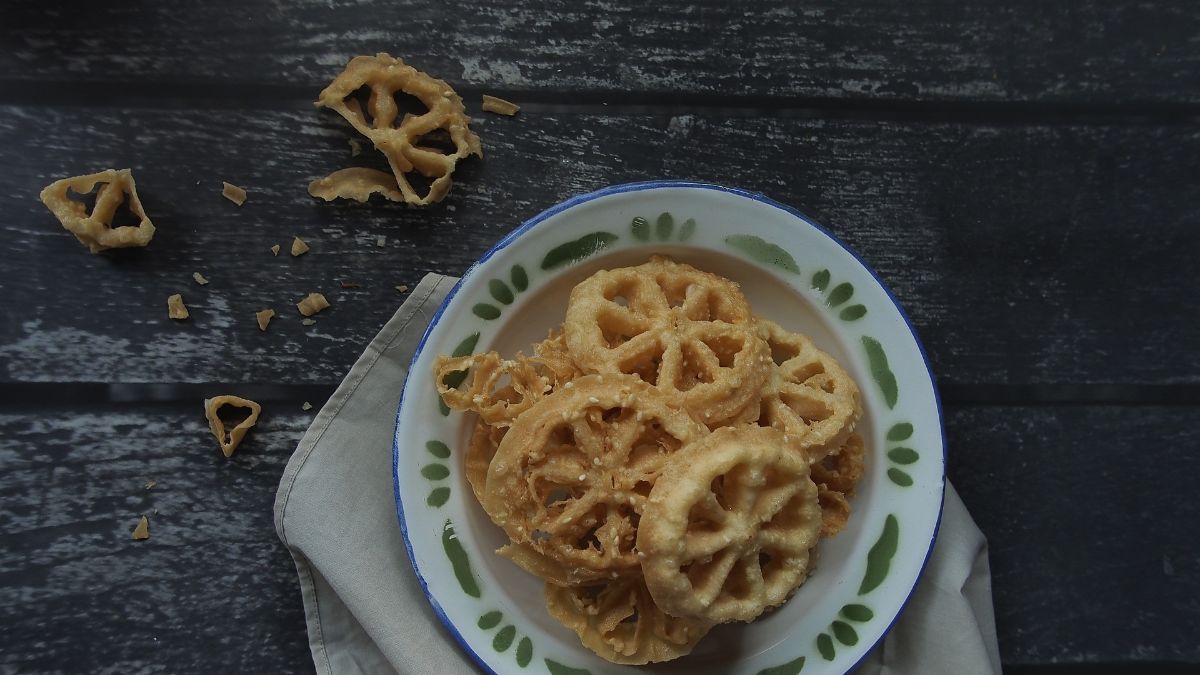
[[273, 273, 1002, 675]]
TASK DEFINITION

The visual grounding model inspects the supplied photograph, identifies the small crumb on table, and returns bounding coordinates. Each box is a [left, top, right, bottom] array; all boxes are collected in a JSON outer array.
[[301, 318, 317, 326], [394, 284, 409, 294], [375, 235, 386, 247], [302, 401, 313, 411], [291, 237, 310, 257], [256, 308, 276, 331], [144, 480, 157, 490], [167, 294, 189, 320], [193, 272, 209, 286], [271, 244, 281, 256], [132, 515, 150, 540], [482, 94, 520, 116], [221, 181, 248, 206]]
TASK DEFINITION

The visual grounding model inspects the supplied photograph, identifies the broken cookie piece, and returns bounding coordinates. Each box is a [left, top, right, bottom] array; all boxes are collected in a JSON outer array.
[[482, 94, 520, 116], [222, 181, 247, 206], [193, 272, 209, 286], [291, 237, 310, 257], [256, 308, 275, 331], [297, 292, 330, 317], [204, 395, 262, 458], [167, 294, 189, 320], [308, 53, 482, 206], [270, 244, 281, 256], [39, 168, 156, 253], [131, 515, 150, 540]]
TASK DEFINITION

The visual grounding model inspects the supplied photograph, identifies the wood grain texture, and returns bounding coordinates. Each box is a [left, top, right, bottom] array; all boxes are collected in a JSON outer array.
[[946, 405, 1200, 664], [0, 408, 312, 673], [2, 404, 1196, 671], [1, 104, 1197, 386], [2, 1, 1199, 105]]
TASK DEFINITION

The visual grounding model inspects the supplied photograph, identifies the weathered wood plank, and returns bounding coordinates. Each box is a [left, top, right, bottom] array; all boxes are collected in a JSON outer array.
[[946, 405, 1200, 664], [0, 408, 312, 673], [3, 1, 1199, 105], [1, 104, 1196, 386], [2, 404, 1196, 669]]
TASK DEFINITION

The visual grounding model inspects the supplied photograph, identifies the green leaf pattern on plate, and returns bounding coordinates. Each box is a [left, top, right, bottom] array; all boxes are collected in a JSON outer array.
[[540, 232, 618, 270], [724, 234, 801, 274], [859, 515, 900, 595], [885, 422, 920, 486], [422, 439, 452, 505], [630, 212, 696, 242], [862, 336, 898, 408], [809, 269, 866, 321], [476, 610, 537, 668], [441, 520, 481, 598], [813, 601, 878, 662]]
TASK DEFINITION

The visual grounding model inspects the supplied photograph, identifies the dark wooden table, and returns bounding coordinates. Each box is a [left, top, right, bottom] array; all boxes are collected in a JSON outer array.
[[2, 1, 1198, 673]]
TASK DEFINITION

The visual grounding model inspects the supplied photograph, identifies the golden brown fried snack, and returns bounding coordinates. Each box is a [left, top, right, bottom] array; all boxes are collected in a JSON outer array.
[[481, 94, 520, 116], [545, 578, 712, 664], [39, 169, 156, 253], [564, 257, 770, 427], [167, 294, 189, 320], [811, 432, 866, 537], [297, 293, 330, 317], [755, 318, 862, 461], [638, 426, 822, 623], [811, 432, 866, 496], [204, 395, 262, 458], [310, 53, 482, 205], [484, 374, 706, 583], [464, 414, 506, 506], [435, 351, 552, 428]]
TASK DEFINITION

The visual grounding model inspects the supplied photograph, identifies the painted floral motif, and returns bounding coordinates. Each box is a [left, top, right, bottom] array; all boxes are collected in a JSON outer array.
[[631, 212, 696, 242], [477, 610, 536, 668], [473, 264, 533, 320], [885, 422, 920, 487], [725, 234, 801, 274], [423, 441, 452, 506], [810, 269, 867, 321]]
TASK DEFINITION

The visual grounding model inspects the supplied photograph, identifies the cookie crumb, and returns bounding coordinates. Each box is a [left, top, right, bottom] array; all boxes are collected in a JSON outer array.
[[167, 294, 189, 320], [192, 272, 209, 286], [482, 94, 520, 116], [297, 292, 329, 316], [394, 284, 409, 294], [221, 181, 247, 206], [375, 235, 386, 247], [339, 280, 361, 289], [302, 401, 313, 411], [270, 244, 281, 256], [132, 516, 150, 540], [144, 480, 157, 490], [291, 237, 310, 257], [256, 308, 276, 331], [301, 318, 317, 326], [349, 138, 363, 156]]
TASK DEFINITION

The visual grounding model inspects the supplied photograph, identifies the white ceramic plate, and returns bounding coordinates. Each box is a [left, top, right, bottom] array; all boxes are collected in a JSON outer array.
[[394, 182, 945, 675]]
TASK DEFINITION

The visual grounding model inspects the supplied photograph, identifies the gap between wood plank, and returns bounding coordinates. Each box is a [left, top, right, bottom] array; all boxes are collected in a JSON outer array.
[[0, 382, 1198, 409], [1, 80, 1198, 126]]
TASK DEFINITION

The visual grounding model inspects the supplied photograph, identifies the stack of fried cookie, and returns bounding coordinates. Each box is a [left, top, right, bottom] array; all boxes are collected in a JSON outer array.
[[434, 256, 865, 664]]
